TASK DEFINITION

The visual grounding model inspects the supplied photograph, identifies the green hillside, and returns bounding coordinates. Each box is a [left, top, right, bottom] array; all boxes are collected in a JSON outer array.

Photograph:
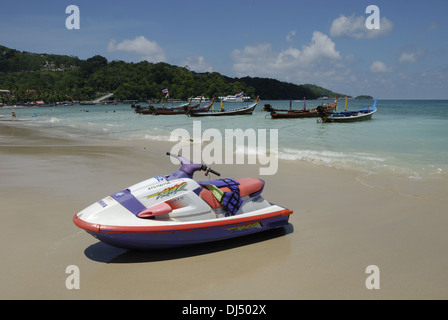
[[0, 45, 344, 103]]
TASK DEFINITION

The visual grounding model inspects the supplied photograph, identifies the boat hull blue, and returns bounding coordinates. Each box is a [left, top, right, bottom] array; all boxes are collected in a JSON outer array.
[[77, 212, 291, 250]]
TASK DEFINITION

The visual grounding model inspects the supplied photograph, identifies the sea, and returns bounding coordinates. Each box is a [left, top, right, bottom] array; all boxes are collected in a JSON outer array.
[[1, 99, 447, 181]]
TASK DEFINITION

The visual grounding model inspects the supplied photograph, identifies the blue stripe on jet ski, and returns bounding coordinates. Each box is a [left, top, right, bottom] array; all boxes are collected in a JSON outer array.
[[110, 189, 146, 216]]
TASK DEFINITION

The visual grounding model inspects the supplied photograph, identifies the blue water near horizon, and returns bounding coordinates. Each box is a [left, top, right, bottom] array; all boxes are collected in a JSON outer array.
[[1, 99, 448, 180]]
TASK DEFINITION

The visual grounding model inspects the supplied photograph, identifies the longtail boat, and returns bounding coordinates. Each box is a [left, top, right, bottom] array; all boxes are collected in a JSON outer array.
[[270, 97, 338, 119], [189, 97, 259, 117], [135, 97, 214, 115], [317, 98, 377, 123], [151, 97, 202, 115]]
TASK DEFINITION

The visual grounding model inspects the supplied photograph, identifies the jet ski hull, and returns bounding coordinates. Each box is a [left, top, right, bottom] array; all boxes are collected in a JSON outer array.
[[74, 208, 292, 250]]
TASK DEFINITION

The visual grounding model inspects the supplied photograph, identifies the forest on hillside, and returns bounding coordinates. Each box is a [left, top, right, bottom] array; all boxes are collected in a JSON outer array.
[[0, 45, 345, 103]]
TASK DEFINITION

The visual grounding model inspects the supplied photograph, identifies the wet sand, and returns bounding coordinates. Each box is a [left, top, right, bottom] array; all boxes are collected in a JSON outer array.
[[1, 123, 448, 300]]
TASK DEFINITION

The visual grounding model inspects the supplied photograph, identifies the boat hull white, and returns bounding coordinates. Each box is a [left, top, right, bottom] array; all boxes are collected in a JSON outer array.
[[74, 208, 292, 250]]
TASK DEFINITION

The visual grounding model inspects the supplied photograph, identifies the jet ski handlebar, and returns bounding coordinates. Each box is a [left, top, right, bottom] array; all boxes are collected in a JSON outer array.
[[166, 152, 221, 178]]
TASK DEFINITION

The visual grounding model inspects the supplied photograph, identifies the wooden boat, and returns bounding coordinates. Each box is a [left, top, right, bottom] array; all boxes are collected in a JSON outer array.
[[135, 97, 213, 115], [264, 104, 288, 112], [132, 104, 153, 114], [270, 102, 337, 119], [317, 98, 377, 123], [187, 98, 215, 115], [132, 100, 183, 115], [264, 98, 306, 112], [151, 97, 201, 115], [189, 97, 259, 117]]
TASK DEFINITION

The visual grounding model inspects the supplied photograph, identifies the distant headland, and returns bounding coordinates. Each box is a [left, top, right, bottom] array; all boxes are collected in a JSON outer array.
[[0, 45, 370, 105]]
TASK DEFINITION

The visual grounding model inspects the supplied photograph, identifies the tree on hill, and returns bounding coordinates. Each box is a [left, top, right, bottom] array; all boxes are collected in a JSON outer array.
[[0, 45, 349, 103]]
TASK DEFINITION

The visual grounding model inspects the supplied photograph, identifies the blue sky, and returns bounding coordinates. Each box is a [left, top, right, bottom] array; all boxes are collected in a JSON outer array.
[[1, 0, 447, 99]]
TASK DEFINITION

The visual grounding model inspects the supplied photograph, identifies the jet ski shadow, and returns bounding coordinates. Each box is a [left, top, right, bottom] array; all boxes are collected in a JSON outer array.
[[84, 223, 293, 264]]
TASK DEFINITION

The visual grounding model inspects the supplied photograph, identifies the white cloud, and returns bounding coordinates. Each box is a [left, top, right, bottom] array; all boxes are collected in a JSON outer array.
[[420, 68, 448, 90], [231, 31, 341, 76], [330, 14, 393, 39], [107, 36, 166, 63], [398, 48, 426, 64], [286, 30, 296, 42], [182, 56, 213, 73], [230, 31, 345, 89], [301, 31, 341, 62], [231, 43, 274, 76], [399, 52, 417, 64], [330, 15, 365, 38], [370, 60, 391, 73]]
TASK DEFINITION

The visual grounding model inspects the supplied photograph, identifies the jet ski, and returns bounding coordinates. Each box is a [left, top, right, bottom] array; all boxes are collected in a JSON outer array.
[[73, 152, 293, 250]]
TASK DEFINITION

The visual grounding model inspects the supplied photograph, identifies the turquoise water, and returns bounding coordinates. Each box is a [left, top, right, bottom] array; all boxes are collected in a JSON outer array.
[[1, 99, 447, 180]]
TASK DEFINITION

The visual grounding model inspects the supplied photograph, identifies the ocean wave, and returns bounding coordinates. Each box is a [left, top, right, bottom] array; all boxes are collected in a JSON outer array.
[[278, 148, 385, 165], [278, 147, 405, 175], [43, 117, 61, 124], [276, 147, 448, 180], [143, 134, 171, 142], [234, 145, 278, 157]]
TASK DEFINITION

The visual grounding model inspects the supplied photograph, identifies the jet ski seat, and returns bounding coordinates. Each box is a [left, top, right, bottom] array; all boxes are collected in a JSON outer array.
[[224, 177, 265, 197], [198, 178, 265, 210]]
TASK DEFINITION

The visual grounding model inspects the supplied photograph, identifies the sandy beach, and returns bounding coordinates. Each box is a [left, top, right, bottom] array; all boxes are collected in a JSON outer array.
[[1, 122, 448, 300]]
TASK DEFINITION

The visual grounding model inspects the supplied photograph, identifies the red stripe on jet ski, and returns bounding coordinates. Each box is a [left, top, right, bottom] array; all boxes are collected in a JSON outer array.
[[73, 215, 100, 233], [73, 209, 292, 235]]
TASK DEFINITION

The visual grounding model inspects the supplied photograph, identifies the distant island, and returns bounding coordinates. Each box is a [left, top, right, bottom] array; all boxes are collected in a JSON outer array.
[[0, 45, 354, 104], [355, 95, 373, 100]]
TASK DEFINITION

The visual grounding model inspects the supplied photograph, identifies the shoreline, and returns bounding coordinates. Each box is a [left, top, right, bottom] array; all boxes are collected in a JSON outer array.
[[1, 122, 448, 299], [2, 101, 448, 182]]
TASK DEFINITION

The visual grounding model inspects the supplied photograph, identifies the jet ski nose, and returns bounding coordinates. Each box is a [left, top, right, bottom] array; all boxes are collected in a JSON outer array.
[[73, 213, 100, 233]]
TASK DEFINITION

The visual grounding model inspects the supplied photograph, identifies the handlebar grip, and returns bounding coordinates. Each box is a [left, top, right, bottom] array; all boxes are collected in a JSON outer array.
[[167, 152, 221, 176], [208, 168, 221, 177], [166, 152, 179, 159]]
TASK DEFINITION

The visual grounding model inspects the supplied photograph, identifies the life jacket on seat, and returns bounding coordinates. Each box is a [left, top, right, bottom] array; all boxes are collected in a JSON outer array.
[[198, 178, 265, 215]]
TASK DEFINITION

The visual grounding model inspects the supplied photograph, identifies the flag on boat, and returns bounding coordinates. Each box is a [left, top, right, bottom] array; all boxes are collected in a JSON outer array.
[[235, 91, 244, 98], [162, 88, 169, 98]]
